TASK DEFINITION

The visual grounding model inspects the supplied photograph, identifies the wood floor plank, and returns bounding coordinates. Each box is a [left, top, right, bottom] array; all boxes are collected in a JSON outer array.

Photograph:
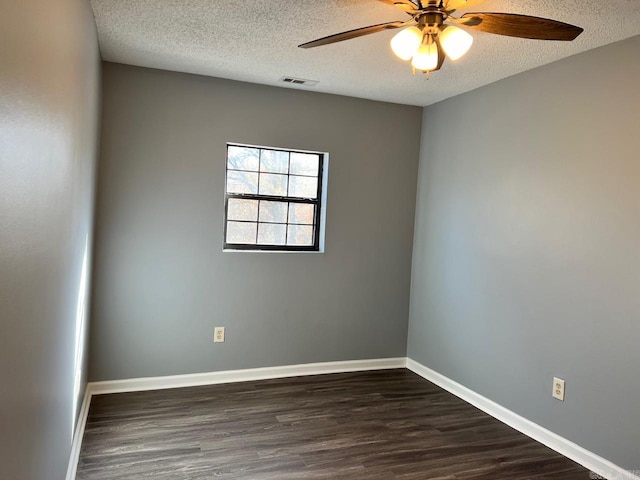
[[77, 369, 592, 479]]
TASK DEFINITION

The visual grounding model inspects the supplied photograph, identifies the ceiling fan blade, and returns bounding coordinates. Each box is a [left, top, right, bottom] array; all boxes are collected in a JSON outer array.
[[298, 21, 412, 49], [460, 13, 583, 41], [377, 0, 420, 14], [447, 15, 482, 26]]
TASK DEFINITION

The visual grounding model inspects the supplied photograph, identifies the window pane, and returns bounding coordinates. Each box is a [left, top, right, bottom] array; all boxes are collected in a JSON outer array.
[[227, 199, 258, 222], [227, 170, 258, 194], [258, 223, 286, 245], [260, 150, 289, 174], [228, 146, 259, 171], [290, 153, 319, 176], [289, 175, 318, 198], [259, 200, 288, 223], [288, 203, 315, 225], [287, 225, 314, 246], [226, 221, 257, 244], [259, 173, 288, 196]]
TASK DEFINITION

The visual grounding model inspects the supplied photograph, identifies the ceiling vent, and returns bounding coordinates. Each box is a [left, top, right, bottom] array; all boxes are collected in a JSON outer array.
[[279, 76, 319, 87]]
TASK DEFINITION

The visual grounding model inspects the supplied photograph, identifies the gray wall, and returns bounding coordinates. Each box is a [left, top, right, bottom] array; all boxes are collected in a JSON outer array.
[[0, 0, 101, 479], [408, 35, 640, 469], [90, 63, 421, 381]]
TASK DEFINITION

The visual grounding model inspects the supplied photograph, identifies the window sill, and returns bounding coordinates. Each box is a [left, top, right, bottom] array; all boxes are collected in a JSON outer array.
[[222, 248, 324, 254]]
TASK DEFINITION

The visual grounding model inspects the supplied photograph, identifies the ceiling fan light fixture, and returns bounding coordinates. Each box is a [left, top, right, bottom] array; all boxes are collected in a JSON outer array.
[[299, 1, 585, 79], [390, 26, 423, 61], [411, 41, 438, 72], [439, 25, 473, 61]]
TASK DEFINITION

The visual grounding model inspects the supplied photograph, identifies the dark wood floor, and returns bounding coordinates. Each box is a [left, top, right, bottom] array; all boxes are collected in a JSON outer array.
[[77, 369, 592, 479]]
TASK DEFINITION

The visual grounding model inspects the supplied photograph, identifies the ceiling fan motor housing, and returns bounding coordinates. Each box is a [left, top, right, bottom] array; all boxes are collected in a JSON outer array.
[[420, 11, 444, 27], [418, 10, 445, 36]]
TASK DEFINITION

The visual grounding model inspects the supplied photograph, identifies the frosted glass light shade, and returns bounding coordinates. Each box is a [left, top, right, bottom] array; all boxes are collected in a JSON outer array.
[[411, 42, 438, 71], [440, 26, 473, 61], [390, 27, 423, 61]]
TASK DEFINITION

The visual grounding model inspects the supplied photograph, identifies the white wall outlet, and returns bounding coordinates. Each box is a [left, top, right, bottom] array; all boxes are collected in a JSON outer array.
[[553, 377, 565, 401], [214, 327, 225, 343]]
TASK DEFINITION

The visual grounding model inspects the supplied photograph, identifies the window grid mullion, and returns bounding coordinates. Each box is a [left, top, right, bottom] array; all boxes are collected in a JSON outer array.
[[256, 199, 261, 245], [255, 149, 262, 245], [286, 172, 290, 197], [228, 219, 313, 226], [285, 202, 290, 245], [227, 166, 318, 179], [285, 152, 290, 245]]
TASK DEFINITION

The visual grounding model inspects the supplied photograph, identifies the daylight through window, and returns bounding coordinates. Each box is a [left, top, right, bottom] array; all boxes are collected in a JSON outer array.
[[224, 144, 325, 251]]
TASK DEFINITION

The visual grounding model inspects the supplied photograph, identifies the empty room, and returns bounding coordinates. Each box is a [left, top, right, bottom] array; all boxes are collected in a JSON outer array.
[[2, 0, 639, 479]]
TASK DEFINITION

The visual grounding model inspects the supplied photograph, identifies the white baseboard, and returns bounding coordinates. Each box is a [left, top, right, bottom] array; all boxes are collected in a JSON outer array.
[[65, 386, 92, 480], [66, 357, 636, 480], [90, 357, 407, 395], [65, 357, 405, 478], [406, 358, 639, 480]]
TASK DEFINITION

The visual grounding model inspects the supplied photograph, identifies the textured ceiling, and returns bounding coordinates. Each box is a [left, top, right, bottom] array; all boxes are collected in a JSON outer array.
[[91, 0, 640, 106]]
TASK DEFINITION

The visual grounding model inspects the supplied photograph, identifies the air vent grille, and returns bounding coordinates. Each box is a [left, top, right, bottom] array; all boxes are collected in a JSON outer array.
[[279, 76, 319, 87]]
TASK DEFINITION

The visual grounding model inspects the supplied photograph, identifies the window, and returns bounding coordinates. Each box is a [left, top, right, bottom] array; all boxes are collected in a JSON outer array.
[[224, 143, 325, 251]]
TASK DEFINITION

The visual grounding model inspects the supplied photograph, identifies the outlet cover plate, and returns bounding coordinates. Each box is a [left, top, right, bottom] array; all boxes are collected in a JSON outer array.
[[214, 327, 225, 343], [553, 377, 565, 401]]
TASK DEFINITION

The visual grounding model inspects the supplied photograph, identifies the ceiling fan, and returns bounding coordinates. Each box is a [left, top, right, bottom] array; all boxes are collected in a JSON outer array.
[[298, 0, 584, 76]]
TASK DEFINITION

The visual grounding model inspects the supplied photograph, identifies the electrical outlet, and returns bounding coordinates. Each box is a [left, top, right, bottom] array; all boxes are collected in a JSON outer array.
[[214, 327, 225, 343], [552, 377, 565, 401]]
